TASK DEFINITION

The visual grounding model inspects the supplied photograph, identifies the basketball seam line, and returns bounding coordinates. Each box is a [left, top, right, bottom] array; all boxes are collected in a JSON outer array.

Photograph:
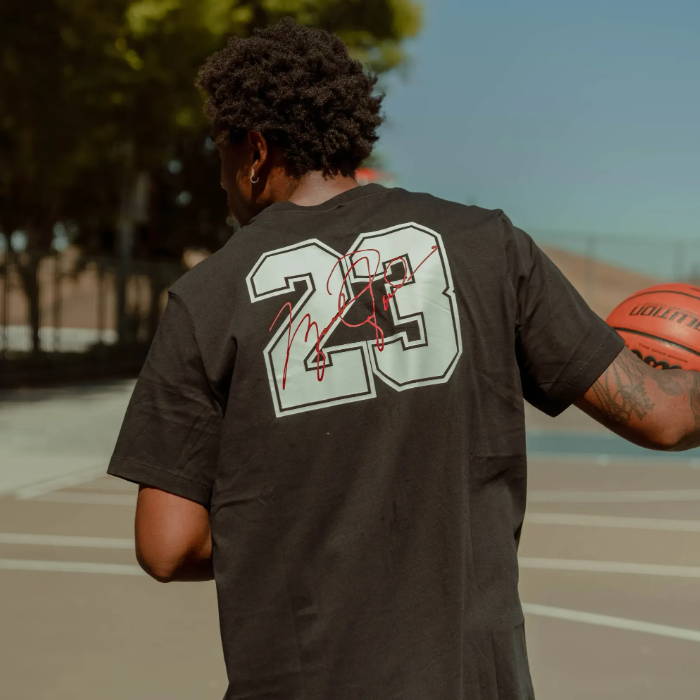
[[618, 289, 700, 305], [612, 326, 700, 358]]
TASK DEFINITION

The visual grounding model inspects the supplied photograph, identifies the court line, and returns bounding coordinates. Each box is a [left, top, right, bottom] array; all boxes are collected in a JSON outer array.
[[525, 512, 700, 532], [11, 466, 108, 500], [528, 450, 700, 468], [529, 488, 700, 503], [0, 533, 133, 549], [522, 603, 700, 643], [3, 558, 700, 648], [0, 559, 142, 576], [520, 557, 700, 578], [4, 554, 698, 579], [30, 491, 135, 506], [27, 489, 700, 508]]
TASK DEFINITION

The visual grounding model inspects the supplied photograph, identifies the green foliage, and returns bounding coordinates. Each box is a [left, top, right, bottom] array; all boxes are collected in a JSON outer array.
[[1, 0, 421, 242], [0, 0, 421, 349]]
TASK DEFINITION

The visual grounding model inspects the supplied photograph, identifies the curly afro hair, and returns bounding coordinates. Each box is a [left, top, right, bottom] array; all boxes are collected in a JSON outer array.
[[196, 17, 385, 178]]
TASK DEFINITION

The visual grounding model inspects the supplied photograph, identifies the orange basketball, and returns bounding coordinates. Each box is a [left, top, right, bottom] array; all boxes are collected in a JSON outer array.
[[606, 283, 700, 371]]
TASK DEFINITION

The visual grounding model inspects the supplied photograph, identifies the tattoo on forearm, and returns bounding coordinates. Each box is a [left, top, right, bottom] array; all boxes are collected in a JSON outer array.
[[589, 349, 654, 424], [669, 370, 700, 451], [586, 348, 700, 449], [649, 367, 685, 396], [690, 373, 700, 428]]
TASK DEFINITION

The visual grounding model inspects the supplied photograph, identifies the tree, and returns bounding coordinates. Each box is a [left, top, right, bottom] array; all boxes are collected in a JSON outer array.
[[0, 0, 422, 351], [1, 0, 136, 351]]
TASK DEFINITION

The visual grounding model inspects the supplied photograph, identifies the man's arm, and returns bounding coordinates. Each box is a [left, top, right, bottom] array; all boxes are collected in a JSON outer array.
[[575, 346, 700, 451], [135, 485, 214, 583]]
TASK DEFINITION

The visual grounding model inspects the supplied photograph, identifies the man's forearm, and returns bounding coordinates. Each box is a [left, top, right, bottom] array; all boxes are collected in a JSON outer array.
[[636, 365, 700, 451], [576, 348, 700, 451], [670, 370, 700, 451]]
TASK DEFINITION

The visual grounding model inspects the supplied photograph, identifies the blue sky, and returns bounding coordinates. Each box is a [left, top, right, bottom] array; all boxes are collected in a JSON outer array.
[[377, 0, 700, 275]]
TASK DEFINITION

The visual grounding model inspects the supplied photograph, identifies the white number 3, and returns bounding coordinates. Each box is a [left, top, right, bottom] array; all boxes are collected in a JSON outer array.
[[245, 222, 462, 417]]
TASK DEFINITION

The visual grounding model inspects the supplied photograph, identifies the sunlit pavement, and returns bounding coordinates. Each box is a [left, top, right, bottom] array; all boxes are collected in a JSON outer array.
[[0, 380, 133, 498], [2, 384, 700, 698]]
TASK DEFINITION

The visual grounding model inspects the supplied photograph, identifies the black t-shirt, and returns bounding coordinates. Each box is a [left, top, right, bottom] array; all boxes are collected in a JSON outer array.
[[107, 183, 624, 700]]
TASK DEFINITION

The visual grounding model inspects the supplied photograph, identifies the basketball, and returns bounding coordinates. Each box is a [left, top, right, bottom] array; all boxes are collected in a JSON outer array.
[[606, 283, 700, 371]]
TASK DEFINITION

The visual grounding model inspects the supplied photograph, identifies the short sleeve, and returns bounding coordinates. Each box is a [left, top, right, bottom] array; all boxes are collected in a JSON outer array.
[[504, 214, 625, 417], [106, 291, 222, 508]]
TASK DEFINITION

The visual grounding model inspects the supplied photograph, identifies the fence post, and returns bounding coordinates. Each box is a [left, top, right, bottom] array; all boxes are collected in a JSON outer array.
[[52, 251, 61, 351], [585, 235, 597, 311], [672, 240, 686, 281], [1, 249, 7, 356], [97, 257, 105, 345]]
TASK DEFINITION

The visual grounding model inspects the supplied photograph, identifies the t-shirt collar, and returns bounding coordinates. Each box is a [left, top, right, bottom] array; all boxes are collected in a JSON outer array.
[[249, 182, 385, 223]]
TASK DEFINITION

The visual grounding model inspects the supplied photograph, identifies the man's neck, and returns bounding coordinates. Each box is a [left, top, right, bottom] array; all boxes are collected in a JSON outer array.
[[285, 171, 360, 206]]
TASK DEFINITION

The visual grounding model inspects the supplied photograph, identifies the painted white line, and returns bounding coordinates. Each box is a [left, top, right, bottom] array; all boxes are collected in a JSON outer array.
[[31, 491, 135, 506], [529, 489, 700, 503], [73, 481, 136, 493], [520, 557, 700, 578], [12, 466, 107, 500], [0, 559, 142, 576], [525, 512, 700, 532], [527, 451, 700, 469], [0, 533, 133, 549], [522, 603, 700, 643]]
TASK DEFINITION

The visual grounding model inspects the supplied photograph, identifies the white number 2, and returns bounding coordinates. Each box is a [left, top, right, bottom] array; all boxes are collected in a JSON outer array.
[[245, 223, 462, 417]]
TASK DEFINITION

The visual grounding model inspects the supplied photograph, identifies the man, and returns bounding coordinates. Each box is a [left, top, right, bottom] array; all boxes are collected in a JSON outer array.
[[107, 17, 700, 700]]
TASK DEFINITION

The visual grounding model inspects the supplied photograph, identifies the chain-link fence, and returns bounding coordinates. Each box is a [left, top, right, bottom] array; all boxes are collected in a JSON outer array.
[[1, 233, 698, 386], [0, 246, 183, 386], [534, 232, 700, 319]]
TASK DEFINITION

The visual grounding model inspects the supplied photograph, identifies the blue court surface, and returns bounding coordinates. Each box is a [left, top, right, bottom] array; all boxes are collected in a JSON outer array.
[[527, 430, 700, 463]]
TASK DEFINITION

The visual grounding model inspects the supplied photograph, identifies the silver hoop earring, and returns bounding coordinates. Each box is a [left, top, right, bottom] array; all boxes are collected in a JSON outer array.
[[250, 171, 260, 184]]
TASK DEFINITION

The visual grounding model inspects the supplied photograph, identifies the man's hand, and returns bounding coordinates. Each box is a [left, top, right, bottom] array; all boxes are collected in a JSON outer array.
[[575, 347, 700, 451]]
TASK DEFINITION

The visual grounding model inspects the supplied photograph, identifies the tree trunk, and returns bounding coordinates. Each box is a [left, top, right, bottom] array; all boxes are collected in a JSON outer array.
[[11, 250, 42, 354], [116, 167, 150, 344]]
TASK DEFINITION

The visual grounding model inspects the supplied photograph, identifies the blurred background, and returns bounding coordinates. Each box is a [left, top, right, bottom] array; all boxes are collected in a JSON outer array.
[[3, 0, 699, 382], [0, 0, 422, 384], [2, 1, 700, 699]]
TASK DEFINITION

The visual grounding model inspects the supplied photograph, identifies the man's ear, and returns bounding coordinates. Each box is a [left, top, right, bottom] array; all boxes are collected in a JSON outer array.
[[247, 130, 269, 172]]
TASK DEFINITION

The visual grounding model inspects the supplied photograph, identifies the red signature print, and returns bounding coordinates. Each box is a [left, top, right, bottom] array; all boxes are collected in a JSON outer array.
[[268, 245, 439, 389]]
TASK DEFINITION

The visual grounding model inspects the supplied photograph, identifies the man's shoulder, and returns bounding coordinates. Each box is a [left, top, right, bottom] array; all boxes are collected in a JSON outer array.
[[166, 189, 516, 304], [167, 235, 240, 306], [384, 185, 509, 231]]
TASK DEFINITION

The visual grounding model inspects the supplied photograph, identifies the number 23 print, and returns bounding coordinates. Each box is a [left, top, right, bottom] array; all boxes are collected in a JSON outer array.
[[246, 222, 462, 417]]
